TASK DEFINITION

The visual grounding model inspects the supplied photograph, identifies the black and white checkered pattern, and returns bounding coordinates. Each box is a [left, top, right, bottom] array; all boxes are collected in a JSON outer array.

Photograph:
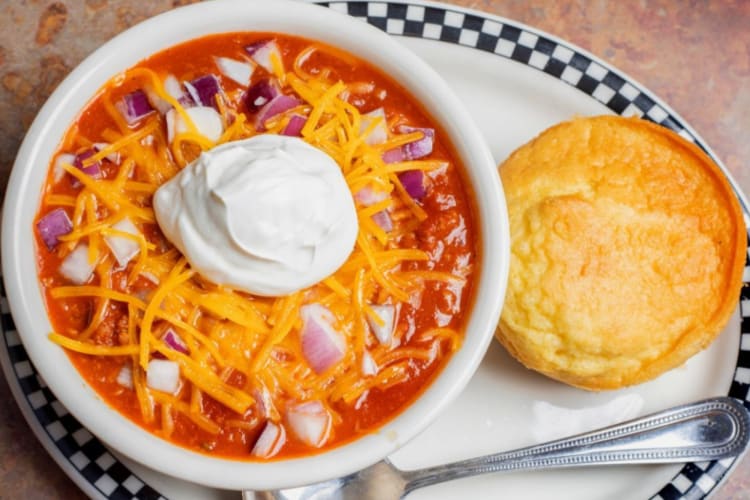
[[1, 285, 165, 500], [1, 2, 748, 499], [321, 1, 705, 148]]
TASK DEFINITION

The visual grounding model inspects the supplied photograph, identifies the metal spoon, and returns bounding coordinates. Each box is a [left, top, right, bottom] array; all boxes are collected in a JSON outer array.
[[243, 396, 749, 500]]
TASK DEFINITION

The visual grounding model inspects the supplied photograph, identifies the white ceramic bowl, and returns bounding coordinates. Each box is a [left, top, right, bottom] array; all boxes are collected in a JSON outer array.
[[2, 0, 509, 491]]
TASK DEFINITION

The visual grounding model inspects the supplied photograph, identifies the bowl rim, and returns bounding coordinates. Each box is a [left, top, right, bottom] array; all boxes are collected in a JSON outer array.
[[1, 0, 510, 490]]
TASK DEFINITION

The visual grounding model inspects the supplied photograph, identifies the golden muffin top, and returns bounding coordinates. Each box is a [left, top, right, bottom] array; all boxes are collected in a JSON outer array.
[[497, 115, 746, 390]]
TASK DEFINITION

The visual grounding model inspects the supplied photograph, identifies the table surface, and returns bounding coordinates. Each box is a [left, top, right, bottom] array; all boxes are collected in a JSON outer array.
[[1, 0, 748, 498]]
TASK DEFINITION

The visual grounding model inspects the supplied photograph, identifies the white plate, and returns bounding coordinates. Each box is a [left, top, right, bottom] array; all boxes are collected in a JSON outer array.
[[1, 1, 748, 499]]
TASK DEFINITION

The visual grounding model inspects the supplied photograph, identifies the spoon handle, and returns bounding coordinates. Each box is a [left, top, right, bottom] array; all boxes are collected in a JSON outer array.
[[402, 397, 750, 494]]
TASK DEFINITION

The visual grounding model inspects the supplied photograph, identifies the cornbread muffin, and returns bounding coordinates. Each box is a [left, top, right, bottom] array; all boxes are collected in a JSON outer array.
[[497, 115, 746, 390]]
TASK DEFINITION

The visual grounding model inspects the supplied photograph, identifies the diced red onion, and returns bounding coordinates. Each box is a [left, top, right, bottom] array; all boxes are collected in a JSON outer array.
[[398, 170, 427, 200], [354, 185, 387, 207], [184, 74, 222, 108], [245, 39, 281, 74], [163, 328, 189, 355], [214, 56, 254, 87], [381, 147, 404, 164], [361, 351, 378, 376], [116, 89, 154, 125], [372, 210, 393, 232], [166, 106, 224, 143], [92, 142, 120, 165], [360, 108, 388, 145], [399, 125, 435, 160], [286, 401, 331, 448], [116, 364, 133, 389], [281, 113, 307, 137], [252, 421, 286, 458], [53, 153, 76, 182], [104, 217, 141, 268], [367, 304, 396, 345], [59, 244, 96, 285], [381, 127, 435, 163], [256, 94, 300, 131], [37, 208, 73, 250], [245, 79, 280, 113], [73, 149, 102, 179], [146, 359, 180, 394], [300, 304, 345, 374]]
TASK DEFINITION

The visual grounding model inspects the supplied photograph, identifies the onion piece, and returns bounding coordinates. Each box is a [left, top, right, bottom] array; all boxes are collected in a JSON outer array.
[[214, 56, 254, 87], [367, 304, 396, 345], [245, 79, 280, 113], [116, 89, 154, 125], [104, 217, 141, 268], [252, 421, 286, 458], [300, 304, 345, 374], [163, 328, 189, 354], [149, 74, 194, 112], [361, 351, 378, 376], [286, 401, 332, 448], [184, 74, 222, 108], [92, 142, 121, 165], [281, 113, 307, 137], [360, 108, 388, 145], [354, 185, 387, 207], [399, 125, 435, 160], [253, 386, 280, 421], [146, 359, 180, 394], [381, 147, 404, 164], [398, 170, 427, 200], [37, 208, 73, 250], [245, 39, 281, 74], [163, 74, 185, 101], [166, 105, 224, 143], [73, 149, 102, 179], [256, 94, 300, 131], [116, 364, 133, 389], [59, 244, 96, 285], [371, 210, 393, 232], [52, 153, 76, 183]]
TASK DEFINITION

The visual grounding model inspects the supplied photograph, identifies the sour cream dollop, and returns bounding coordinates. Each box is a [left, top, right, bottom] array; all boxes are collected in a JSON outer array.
[[153, 134, 358, 296]]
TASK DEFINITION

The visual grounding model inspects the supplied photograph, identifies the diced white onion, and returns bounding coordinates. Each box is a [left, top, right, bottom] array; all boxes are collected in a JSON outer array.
[[361, 350, 378, 376], [104, 217, 141, 268], [166, 106, 224, 143], [286, 401, 331, 448], [367, 304, 396, 345], [53, 153, 76, 183], [250, 40, 282, 74], [214, 56, 255, 86], [360, 108, 388, 145], [116, 364, 133, 389], [252, 421, 286, 458], [146, 359, 180, 394], [163, 74, 185, 101], [354, 185, 388, 207], [59, 244, 96, 284], [92, 142, 121, 165]]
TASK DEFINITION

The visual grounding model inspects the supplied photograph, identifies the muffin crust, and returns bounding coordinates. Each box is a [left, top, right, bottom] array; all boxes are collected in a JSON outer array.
[[497, 115, 746, 390]]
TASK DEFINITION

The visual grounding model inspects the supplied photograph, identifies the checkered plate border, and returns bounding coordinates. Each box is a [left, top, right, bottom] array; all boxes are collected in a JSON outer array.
[[1, 1, 748, 499]]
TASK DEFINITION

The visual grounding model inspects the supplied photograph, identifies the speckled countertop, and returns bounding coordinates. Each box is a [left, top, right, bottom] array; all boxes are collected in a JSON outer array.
[[1, 1, 748, 499]]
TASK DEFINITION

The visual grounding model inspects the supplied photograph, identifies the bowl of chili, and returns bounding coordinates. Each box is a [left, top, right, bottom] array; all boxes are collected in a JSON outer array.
[[2, 0, 509, 490]]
